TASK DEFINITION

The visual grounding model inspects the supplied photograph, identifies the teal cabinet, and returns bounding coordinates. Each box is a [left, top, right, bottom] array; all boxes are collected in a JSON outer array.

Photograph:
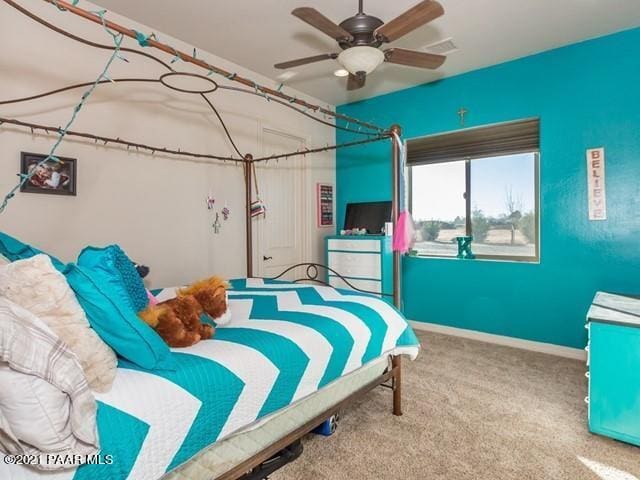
[[587, 292, 640, 447], [325, 235, 393, 304]]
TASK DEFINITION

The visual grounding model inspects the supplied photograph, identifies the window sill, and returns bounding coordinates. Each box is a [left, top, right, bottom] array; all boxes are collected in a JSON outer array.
[[407, 254, 540, 265]]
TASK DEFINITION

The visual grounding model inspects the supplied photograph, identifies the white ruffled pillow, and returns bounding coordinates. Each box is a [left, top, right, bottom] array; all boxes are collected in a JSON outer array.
[[0, 254, 117, 392], [0, 298, 99, 469]]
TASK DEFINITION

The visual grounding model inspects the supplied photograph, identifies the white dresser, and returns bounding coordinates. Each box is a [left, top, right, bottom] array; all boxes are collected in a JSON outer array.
[[325, 235, 393, 302]]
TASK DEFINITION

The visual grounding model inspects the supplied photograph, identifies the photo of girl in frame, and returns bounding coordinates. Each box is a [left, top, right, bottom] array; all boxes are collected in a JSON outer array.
[[20, 152, 77, 196]]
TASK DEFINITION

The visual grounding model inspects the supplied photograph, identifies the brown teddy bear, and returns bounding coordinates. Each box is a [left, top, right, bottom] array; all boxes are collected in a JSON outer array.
[[139, 276, 230, 348]]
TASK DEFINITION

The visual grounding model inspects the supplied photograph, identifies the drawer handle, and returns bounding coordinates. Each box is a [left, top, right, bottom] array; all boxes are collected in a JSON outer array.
[[584, 371, 590, 379], [584, 323, 590, 330], [584, 345, 589, 352], [584, 396, 589, 404]]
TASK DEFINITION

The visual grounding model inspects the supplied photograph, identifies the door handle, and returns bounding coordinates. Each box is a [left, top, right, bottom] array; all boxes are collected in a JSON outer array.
[[263, 256, 273, 261]]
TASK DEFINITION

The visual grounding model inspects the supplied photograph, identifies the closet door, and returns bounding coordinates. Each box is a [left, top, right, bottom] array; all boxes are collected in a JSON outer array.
[[254, 128, 306, 279]]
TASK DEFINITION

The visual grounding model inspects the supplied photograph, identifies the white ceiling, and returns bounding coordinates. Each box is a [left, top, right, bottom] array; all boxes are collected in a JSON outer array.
[[96, 0, 640, 105]]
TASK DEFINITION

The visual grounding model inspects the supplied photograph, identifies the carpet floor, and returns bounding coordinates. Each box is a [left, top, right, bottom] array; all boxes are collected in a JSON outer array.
[[273, 331, 639, 480]]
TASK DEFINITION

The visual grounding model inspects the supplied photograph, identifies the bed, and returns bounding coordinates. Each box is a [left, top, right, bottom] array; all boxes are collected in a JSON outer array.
[[1, 3, 416, 479], [6, 278, 419, 480]]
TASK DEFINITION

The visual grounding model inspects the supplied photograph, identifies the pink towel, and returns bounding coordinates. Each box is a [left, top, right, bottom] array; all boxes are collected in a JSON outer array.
[[392, 210, 415, 254]]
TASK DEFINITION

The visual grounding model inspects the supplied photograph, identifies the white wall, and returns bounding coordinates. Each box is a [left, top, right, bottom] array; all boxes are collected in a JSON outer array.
[[0, 0, 335, 287]]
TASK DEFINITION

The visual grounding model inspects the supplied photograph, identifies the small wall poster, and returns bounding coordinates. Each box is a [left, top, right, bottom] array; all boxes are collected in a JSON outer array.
[[586, 147, 607, 221], [317, 183, 334, 227]]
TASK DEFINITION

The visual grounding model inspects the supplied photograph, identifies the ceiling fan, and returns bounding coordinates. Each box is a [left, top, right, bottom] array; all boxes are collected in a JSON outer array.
[[274, 0, 447, 91]]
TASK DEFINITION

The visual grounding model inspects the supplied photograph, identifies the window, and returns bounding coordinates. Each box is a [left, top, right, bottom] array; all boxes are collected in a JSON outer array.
[[408, 119, 540, 261]]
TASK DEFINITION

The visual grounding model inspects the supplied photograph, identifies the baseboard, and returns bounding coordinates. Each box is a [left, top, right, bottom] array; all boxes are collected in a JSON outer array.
[[409, 321, 586, 361]]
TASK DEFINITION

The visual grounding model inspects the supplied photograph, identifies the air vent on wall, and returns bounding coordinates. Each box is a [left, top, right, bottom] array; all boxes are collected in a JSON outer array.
[[423, 37, 458, 55]]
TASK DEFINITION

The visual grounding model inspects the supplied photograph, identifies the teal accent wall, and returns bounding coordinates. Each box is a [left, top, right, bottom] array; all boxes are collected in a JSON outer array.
[[336, 28, 640, 349]]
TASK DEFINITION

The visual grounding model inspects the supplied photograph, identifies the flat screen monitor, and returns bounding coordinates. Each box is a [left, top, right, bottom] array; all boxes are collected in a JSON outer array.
[[344, 201, 392, 235]]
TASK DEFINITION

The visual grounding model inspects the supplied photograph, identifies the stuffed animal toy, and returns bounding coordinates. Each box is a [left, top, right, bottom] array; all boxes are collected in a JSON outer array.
[[138, 276, 231, 348]]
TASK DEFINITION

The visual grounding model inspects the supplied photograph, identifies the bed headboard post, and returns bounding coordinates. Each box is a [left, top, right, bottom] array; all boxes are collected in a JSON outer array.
[[244, 154, 253, 278], [390, 124, 402, 309]]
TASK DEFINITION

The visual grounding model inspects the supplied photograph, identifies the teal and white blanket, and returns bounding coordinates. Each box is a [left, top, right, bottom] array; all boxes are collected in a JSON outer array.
[[6, 279, 420, 480]]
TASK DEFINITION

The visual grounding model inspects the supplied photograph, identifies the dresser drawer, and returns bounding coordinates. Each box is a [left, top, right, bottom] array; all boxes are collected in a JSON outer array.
[[329, 276, 381, 296], [327, 238, 381, 253], [328, 251, 381, 279], [588, 321, 640, 446]]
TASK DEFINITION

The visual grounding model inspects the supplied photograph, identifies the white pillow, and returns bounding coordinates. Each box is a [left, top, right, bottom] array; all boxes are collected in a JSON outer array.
[[0, 254, 117, 392], [0, 363, 74, 451], [0, 298, 99, 469]]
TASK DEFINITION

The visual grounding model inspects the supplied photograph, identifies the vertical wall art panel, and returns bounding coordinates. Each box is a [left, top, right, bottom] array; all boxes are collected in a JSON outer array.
[[587, 147, 607, 221], [317, 183, 334, 227]]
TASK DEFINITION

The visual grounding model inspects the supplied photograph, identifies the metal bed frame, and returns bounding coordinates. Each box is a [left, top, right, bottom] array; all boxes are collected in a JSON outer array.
[[1, 3, 408, 478]]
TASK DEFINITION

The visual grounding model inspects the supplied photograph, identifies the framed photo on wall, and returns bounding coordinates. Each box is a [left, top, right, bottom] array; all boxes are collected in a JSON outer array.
[[20, 152, 77, 196], [317, 183, 334, 227]]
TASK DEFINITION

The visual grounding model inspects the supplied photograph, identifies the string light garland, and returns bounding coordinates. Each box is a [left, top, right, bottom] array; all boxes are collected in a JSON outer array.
[[0, 9, 125, 213], [38, 0, 385, 134], [2, 0, 382, 138], [0, 0, 392, 214]]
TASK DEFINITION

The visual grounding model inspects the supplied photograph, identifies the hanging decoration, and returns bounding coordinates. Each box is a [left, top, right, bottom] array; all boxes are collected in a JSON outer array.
[[390, 130, 416, 254], [457, 107, 468, 127], [221, 205, 230, 221], [250, 164, 266, 218], [212, 212, 221, 234]]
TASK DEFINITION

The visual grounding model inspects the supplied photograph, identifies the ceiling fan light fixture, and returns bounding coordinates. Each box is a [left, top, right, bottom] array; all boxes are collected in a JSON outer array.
[[338, 46, 384, 75], [333, 68, 350, 77]]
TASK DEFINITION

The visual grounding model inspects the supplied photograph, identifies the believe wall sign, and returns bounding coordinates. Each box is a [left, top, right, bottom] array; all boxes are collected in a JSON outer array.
[[587, 148, 607, 221]]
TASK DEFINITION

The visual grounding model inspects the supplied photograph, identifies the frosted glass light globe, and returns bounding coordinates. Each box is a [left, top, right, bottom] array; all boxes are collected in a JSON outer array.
[[338, 46, 385, 75]]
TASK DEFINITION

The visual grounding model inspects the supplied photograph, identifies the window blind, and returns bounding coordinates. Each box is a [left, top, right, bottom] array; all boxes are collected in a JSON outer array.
[[406, 118, 540, 166]]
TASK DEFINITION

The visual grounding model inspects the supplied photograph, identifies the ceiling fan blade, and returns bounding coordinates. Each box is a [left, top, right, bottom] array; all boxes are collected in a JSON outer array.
[[347, 72, 366, 91], [274, 53, 338, 70], [375, 0, 444, 43], [385, 48, 446, 69], [292, 7, 354, 42]]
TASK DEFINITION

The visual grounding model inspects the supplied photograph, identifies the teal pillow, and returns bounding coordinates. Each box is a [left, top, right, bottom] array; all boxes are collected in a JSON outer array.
[[0, 231, 65, 270], [63, 262, 174, 371], [78, 245, 148, 312]]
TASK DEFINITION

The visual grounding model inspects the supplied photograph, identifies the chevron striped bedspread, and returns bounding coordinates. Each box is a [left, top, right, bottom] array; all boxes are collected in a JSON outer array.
[[7, 278, 420, 480]]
